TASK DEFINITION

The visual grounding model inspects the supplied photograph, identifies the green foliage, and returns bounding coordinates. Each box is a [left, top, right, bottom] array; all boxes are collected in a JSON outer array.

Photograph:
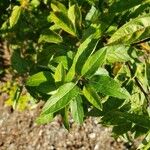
[[108, 14, 150, 45], [1, 0, 150, 147], [9, 5, 22, 28], [41, 82, 79, 114], [70, 95, 84, 124], [38, 29, 63, 44]]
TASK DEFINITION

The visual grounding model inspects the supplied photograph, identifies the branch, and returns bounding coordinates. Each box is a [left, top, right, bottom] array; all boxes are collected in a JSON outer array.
[[126, 62, 150, 106]]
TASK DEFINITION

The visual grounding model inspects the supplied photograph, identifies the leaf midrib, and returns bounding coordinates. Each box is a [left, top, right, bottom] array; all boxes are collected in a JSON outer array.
[[109, 15, 150, 44], [43, 83, 77, 112]]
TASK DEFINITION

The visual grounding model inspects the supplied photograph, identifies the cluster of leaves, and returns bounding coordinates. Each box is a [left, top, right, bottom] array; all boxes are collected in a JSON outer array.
[[1, 0, 150, 148]]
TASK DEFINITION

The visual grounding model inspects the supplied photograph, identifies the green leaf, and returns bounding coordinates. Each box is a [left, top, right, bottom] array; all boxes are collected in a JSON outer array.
[[54, 63, 65, 82], [108, 14, 150, 45], [83, 85, 102, 110], [90, 75, 130, 99], [12, 86, 23, 110], [61, 106, 70, 130], [109, 0, 144, 14], [81, 47, 106, 77], [85, 5, 100, 23], [86, 0, 99, 6], [66, 34, 99, 82], [36, 82, 56, 94], [50, 12, 77, 36], [101, 111, 131, 126], [38, 30, 63, 44], [127, 2, 150, 20], [9, 6, 21, 28], [82, 23, 105, 41], [53, 56, 68, 70], [70, 95, 84, 124], [41, 82, 79, 114], [26, 72, 56, 94], [51, 0, 67, 14], [131, 125, 148, 138], [30, 0, 40, 8], [105, 45, 131, 63], [26, 71, 53, 86], [94, 67, 109, 76], [68, 4, 82, 28], [37, 44, 66, 66], [36, 113, 53, 125], [102, 111, 150, 129], [103, 97, 127, 113], [112, 123, 132, 135], [122, 112, 150, 129]]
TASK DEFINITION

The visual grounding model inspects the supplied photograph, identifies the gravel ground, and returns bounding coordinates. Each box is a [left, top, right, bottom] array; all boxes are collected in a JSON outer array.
[[0, 99, 129, 150]]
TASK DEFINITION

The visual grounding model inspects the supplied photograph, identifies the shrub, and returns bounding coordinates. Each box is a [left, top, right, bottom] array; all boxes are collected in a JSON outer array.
[[1, 0, 150, 148]]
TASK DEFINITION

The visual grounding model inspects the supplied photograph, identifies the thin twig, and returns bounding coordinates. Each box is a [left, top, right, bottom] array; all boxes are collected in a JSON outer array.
[[126, 62, 149, 105]]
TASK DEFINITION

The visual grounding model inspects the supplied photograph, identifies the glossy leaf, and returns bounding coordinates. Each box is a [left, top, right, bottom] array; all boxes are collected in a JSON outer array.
[[81, 47, 106, 77], [41, 82, 79, 114], [70, 95, 84, 124], [50, 12, 77, 36], [108, 14, 150, 44], [26, 71, 53, 86], [38, 30, 63, 44], [66, 34, 99, 81], [9, 6, 21, 28], [90, 75, 130, 99], [83, 85, 102, 110]]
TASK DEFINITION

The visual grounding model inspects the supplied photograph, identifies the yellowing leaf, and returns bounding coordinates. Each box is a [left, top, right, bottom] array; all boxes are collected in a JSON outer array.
[[108, 15, 150, 44], [9, 6, 21, 28]]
